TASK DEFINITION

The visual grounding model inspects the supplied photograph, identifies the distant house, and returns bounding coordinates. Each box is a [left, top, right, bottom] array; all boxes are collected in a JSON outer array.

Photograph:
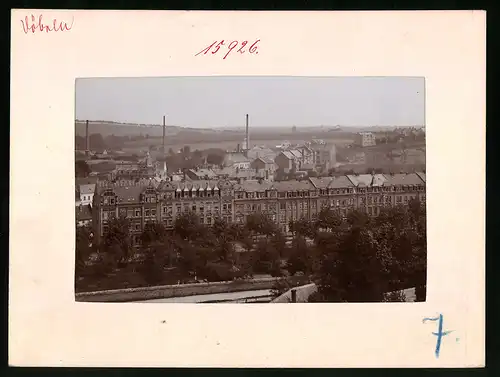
[[309, 143, 337, 171], [223, 152, 252, 169], [275, 151, 298, 174], [214, 166, 257, 181], [246, 146, 277, 161], [76, 177, 97, 207], [250, 157, 276, 181], [186, 168, 218, 180], [300, 162, 316, 172], [354, 132, 376, 147]]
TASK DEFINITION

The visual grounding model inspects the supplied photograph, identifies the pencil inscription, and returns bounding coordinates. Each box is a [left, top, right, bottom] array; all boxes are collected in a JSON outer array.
[[423, 314, 453, 358]]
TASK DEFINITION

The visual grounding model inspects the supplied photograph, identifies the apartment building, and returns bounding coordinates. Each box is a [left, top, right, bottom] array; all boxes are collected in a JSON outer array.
[[309, 143, 337, 170], [92, 172, 426, 245]]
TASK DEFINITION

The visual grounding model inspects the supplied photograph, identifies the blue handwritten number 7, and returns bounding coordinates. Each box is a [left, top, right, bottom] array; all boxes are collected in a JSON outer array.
[[422, 314, 453, 358]]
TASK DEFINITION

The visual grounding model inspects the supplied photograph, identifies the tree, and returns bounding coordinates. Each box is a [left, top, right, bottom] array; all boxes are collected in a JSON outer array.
[[206, 153, 224, 165], [245, 212, 277, 236], [316, 207, 343, 231], [286, 235, 311, 276], [174, 212, 206, 241], [89, 133, 107, 152], [251, 239, 281, 275], [103, 216, 132, 265], [315, 226, 388, 302], [211, 218, 236, 262], [289, 218, 316, 239], [141, 221, 167, 246], [75, 225, 94, 276]]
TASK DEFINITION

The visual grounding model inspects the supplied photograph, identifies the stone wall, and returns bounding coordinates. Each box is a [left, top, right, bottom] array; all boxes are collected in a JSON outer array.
[[75, 276, 307, 302]]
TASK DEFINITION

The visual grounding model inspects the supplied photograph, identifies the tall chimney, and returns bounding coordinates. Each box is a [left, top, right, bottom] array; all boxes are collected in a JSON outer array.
[[85, 120, 90, 153], [162, 115, 166, 153], [245, 114, 249, 150]]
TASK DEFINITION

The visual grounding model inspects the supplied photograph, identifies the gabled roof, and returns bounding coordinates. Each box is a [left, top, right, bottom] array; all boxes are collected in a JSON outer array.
[[188, 168, 217, 178], [225, 152, 251, 163], [416, 172, 426, 183], [79, 183, 96, 195], [289, 149, 303, 158], [371, 174, 388, 187], [252, 156, 275, 165], [383, 172, 425, 186], [329, 175, 355, 188], [346, 174, 372, 187], [281, 151, 295, 160], [234, 180, 274, 192], [273, 180, 315, 191]]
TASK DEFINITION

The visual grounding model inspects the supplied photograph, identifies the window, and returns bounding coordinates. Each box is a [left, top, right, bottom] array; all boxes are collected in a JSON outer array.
[[102, 211, 108, 220], [227, 204, 232, 211], [397, 196, 402, 203], [280, 202, 286, 210], [192, 205, 197, 211], [145, 209, 150, 216], [135, 209, 141, 217], [135, 223, 141, 230], [223, 204, 227, 210], [151, 209, 156, 216], [127, 209, 133, 217]]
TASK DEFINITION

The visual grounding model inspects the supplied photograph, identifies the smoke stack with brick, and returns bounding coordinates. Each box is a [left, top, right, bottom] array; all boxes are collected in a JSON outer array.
[[85, 120, 89, 154], [245, 114, 250, 149], [162, 115, 166, 153]]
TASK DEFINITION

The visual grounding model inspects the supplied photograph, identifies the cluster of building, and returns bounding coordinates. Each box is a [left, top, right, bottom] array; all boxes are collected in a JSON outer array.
[[77, 116, 426, 249], [89, 172, 426, 246]]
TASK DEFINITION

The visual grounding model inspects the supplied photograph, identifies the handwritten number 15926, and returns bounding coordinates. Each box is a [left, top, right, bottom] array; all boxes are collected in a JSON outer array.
[[195, 39, 260, 60]]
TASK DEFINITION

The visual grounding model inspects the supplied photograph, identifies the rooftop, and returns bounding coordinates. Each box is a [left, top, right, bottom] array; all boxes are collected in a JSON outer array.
[[309, 177, 334, 189], [79, 183, 96, 195], [382, 172, 425, 186], [188, 168, 217, 178]]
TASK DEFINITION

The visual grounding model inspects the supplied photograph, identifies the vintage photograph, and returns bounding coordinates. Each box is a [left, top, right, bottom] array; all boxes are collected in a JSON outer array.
[[75, 76, 426, 303]]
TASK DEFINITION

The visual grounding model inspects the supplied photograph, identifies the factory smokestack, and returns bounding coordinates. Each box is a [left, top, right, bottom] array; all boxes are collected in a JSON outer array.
[[245, 114, 249, 150], [85, 120, 89, 154], [162, 115, 166, 153]]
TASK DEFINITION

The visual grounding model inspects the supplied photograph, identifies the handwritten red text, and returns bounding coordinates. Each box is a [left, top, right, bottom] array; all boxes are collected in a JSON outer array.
[[195, 39, 260, 59], [21, 14, 74, 34]]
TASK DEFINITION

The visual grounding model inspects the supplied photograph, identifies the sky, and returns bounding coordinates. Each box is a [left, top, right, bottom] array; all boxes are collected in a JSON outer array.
[[75, 76, 425, 128]]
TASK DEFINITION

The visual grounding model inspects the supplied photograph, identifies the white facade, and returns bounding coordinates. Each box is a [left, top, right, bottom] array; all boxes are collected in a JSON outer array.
[[79, 184, 95, 207], [355, 132, 376, 147]]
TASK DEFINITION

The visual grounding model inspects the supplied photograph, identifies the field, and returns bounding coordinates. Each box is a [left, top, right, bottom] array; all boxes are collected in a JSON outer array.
[[122, 137, 355, 155]]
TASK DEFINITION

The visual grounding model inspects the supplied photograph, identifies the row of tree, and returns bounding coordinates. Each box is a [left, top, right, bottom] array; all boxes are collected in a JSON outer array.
[[76, 199, 426, 302]]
